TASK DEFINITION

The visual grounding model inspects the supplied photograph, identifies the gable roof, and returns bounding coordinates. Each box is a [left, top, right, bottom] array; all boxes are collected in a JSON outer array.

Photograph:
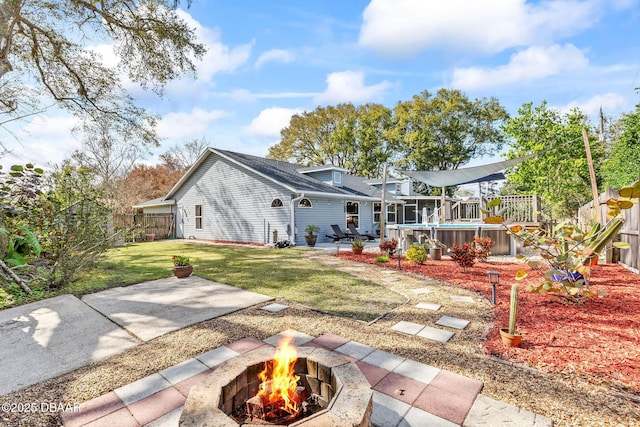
[[163, 148, 391, 201]]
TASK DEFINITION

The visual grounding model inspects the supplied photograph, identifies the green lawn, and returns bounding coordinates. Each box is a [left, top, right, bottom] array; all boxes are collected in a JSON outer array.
[[1, 240, 405, 322]]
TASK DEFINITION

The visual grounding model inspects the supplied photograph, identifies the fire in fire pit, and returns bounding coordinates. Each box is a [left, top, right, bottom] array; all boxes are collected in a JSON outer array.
[[179, 336, 373, 427], [238, 336, 322, 424]]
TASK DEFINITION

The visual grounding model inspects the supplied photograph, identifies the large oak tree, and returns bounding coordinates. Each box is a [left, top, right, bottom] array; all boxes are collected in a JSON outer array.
[[0, 0, 204, 154]]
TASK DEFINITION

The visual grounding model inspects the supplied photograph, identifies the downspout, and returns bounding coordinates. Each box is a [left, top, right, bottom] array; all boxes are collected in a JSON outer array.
[[290, 193, 305, 245]]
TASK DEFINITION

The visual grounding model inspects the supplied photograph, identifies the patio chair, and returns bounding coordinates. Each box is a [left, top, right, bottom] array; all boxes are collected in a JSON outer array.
[[347, 223, 376, 241], [326, 224, 354, 242]]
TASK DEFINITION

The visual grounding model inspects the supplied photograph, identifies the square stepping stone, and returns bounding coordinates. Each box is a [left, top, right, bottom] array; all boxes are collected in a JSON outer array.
[[450, 295, 475, 303], [436, 315, 470, 330], [391, 321, 425, 335], [416, 302, 441, 311], [383, 277, 399, 282], [399, 406, 458, 427], [383, 270, 398, 274], [418, 279, 439, 285], [411, 288, 433, 295], [261, 303, 289, 313], [417, 326, 454, 343]]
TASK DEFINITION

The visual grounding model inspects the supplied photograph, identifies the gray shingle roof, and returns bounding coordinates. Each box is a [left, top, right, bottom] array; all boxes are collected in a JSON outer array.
[[217, 150, 378, 198]]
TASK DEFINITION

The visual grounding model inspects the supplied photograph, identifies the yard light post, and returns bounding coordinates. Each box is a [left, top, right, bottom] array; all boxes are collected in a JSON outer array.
[[335, 240, 340, 257], [487, 271, 500, 305]]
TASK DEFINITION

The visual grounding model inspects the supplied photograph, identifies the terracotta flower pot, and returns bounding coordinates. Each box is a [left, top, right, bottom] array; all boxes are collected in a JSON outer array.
[[500, 328, 522, 347], [352, 247, 364, 254], [173, 265, 193, 278]]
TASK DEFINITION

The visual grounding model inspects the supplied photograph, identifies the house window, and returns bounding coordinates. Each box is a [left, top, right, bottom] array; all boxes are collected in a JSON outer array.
[[195, 205, 202, 229], [333, 171, 342, 186], [271, 198, 284, 208], [346, 201, 359, 228], [374, 202, 396, 224], [298, 198, 312, 208], [404, 203, 417, 223]]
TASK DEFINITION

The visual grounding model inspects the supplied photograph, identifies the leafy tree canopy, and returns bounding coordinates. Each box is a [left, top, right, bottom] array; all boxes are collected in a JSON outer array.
[[389, 88, 509, 172], [601, 104, 640, 188], [0, 0, 205, 152], [268, 103, 394, 178], [502, 101, 604, 221]]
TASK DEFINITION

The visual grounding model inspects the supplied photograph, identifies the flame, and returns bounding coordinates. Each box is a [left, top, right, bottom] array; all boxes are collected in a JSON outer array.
[[257, 335, 301, 417]]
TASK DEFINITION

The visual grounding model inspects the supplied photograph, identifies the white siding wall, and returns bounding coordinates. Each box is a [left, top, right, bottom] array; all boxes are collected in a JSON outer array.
[[173, 155, 290, 244], [294, 198, 348, 245]]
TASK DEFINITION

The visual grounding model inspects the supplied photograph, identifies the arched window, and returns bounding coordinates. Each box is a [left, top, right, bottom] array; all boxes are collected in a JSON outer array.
[[271, 198, 284, 208], [298, 198, 312, 208]]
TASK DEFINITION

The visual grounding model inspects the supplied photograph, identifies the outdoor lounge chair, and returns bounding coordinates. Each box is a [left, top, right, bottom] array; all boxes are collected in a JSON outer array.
[[347, 223, 376, 241], [326, 224, 354, 242]]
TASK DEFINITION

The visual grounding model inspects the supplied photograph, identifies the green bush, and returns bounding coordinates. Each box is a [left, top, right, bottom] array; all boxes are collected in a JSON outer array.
[[375, 255, 389, 263], [406, 243, 428, 264]]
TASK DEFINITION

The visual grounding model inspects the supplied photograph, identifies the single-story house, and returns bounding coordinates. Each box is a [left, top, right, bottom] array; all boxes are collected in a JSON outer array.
[[137, 148, 402, 246]]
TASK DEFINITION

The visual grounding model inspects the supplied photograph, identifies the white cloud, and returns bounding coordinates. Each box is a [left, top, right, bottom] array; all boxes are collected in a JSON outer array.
[[244, 107, 304, 138], [255, 49, 294, 69], [451, 44, 589, 89], [557, 92, 628, 117], [314, 71, 393, 104], [358, 0, 601, 57], [177, 10, 253, 81], [2, 115, 80, 168], [157, 108, 228, 139]]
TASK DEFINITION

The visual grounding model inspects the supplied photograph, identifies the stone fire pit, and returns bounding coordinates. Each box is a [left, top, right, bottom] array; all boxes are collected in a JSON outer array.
[[179, 346, 372, 426]]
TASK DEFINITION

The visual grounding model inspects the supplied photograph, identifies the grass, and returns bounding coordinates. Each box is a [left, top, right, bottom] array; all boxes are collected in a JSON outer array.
[[1, 240, 406, 322]]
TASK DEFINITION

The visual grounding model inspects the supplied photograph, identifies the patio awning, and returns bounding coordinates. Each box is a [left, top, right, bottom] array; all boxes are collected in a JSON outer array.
[[400, 155, 534, 187]]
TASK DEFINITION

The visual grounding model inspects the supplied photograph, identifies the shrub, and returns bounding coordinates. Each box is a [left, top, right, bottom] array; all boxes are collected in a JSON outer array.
[[449, 242, 477, 272], [379, 238, 398, 255], [375, 256, 389, 263], [473, 236, 494, 262], [406, 243, 428, 264]]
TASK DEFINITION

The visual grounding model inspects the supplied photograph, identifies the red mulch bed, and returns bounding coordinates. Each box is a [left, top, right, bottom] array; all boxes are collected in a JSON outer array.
[[339, 252, 640, 393]]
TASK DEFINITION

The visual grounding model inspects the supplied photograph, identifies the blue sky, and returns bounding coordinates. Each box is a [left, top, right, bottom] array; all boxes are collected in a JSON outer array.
[[6, 0, 640, 168]]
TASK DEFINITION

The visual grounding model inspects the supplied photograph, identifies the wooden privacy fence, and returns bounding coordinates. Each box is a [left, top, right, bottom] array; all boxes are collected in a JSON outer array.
[[578, 186, 639, 274], [114, 213, 175, 240]]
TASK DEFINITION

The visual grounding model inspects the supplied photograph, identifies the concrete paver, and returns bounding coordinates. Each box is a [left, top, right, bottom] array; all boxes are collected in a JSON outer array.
[[417, 326, 455, 343], [391, 320, 425, 335], [436, 315, 470, 330], [362, 349, 406, 371], [58, 332, 551, 427], [463, 395, 553, 427], [195, 345, 240, 368], [114, 373, 172, 406], [0, 295, 139, 395], [393, 359, 440, 384], [158, 358, 209, 385], [416, 301, 441, 311], [335, 340, 376, 360], [260, 303, 289, 312]]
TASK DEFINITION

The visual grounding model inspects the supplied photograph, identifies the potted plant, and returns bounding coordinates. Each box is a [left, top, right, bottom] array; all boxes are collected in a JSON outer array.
[[421, 235, 445, 260], [500, 284, 522, 346], [304, 224, 320, 247], [172, 255, 193, 278], [351, 237, 365, 254]]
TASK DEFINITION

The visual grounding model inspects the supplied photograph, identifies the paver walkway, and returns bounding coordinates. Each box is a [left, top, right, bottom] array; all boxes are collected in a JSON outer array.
[[61, 329, 553, 427]]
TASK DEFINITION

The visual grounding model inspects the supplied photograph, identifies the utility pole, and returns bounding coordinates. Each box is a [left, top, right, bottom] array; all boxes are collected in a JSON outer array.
[[380, 164, 387, 241]]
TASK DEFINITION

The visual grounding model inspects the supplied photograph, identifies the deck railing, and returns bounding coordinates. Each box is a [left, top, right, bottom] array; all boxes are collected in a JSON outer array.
[[450, 195, 540, 225]]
